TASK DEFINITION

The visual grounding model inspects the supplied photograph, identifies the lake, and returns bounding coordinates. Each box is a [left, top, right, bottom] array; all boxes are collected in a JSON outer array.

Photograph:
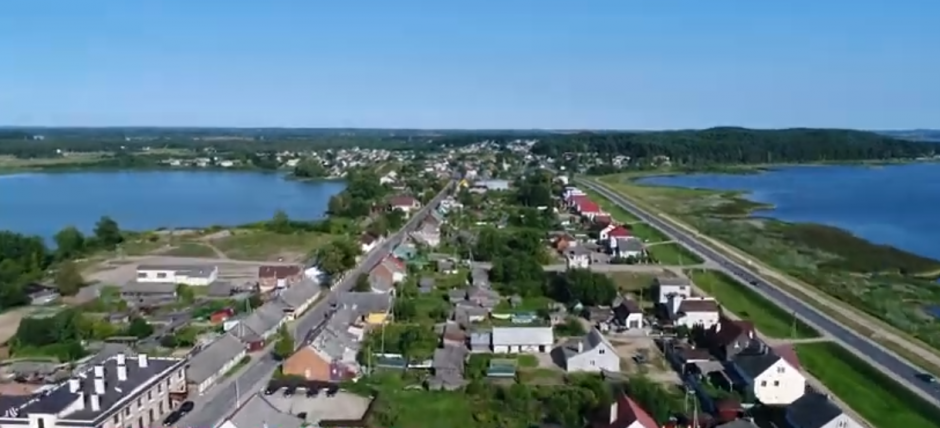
[[0, 171, 346, 239], [639, 163, 940, 261]]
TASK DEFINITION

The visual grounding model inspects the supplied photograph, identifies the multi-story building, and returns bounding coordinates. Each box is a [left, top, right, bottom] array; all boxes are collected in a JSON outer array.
[[135, 264, 218, 286], [0, 354, 187, 428]]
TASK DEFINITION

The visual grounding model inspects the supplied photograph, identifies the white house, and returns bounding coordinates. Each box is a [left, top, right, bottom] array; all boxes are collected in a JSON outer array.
[[656, 276, 692, 304], [379, 171, 398, 185], [359, 233, 381, 253], [731, 351, 806, 406], [186, 334, 247, 395], [612, 237, 644, 259], [599, 225, 631, 241], [565, 246, 592, 269], [491, 327, 554, 353], [558, 328, 620, 373], [786, 392, 863, 428], [136, 264, 218, 286], [671, 297, 720, 329], [613, 298, 644, 329]]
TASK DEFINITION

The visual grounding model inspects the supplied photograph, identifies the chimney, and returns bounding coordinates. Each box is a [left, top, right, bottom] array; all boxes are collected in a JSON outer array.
[[138, 354, 149, 368], [609, 400, 619, 424], [90, 394, 101, 412], [69, 378, 81, 393], [117, 353, 126, 365], [93, 365, 105, 378], [94, 378, 105, 395], [117, 365, 127, 381]]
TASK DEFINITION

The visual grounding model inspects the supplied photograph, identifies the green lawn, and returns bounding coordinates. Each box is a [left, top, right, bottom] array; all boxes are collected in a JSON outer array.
[[493, 296, 553, 313], [687, 269, 818, 339], [630, 223, 670, 243], [357, 373, 476, 428], [585, 189, 640, 223], [162, 242, 219, 258], [646, 243, 703, 265], [797, 342, 940, 428], [212, 230, 335, 261]]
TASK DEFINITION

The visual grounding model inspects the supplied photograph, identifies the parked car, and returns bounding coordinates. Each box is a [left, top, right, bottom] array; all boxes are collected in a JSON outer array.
[[264, 386, 278, 395], [163, 412, 182, 425], [179, 401, 195, 414]]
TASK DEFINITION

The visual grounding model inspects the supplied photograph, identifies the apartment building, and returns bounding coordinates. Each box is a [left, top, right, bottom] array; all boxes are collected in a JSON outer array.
[[0, 354, 187, 428]]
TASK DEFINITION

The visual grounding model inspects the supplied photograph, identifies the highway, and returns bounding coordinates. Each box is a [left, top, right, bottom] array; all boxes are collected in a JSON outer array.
[[577, 177, 940, 406], [177, 182, 455, 428]]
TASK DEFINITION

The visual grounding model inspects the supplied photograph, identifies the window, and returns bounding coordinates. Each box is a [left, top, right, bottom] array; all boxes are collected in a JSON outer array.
[[114, 415, 119, 424], [760, 380, 767, 387], [156, 272, 168, 279], [837, 420, 847, 428], [137, 272, 146, 278], [773, 381, 780, 387], [159, 402, 164, 415], [125, 408, 131, 416], [138, 416, 144, 428], [149, 409, 154, 424], [157, 383, 163, 394], [37, 418, 45, 428], [599, 348, 605, 354], [148, 391, 153, 401], [137, 398, 142, 407], [777, 366, 785, 373]]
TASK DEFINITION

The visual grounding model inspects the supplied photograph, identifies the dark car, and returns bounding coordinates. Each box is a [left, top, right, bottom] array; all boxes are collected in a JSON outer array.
[[163, 412, 182, 426], [306, 388, 318, 398], [264, 386, 278, 395], [179, 401, 195, 414], [326, 386, 338, 397], [283, 386, 296, 397], [916, 372, 936, 383]]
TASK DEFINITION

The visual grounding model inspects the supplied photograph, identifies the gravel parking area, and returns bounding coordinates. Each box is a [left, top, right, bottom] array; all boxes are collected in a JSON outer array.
[[266, 390, 371, 422]]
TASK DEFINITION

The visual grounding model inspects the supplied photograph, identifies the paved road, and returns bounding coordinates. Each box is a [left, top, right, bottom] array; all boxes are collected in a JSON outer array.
[[578, 177, 940, 406], [470, 262, 708, 273], [176, 182, 455, 428]]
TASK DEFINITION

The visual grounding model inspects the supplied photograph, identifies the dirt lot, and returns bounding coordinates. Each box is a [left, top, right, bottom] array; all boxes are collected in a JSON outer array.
[[609, 335, 681, 385]]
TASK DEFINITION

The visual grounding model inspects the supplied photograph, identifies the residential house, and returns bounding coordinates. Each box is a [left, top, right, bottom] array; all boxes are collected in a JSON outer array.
[[469, 331, 491, 353], [282, 346, 345, 382], [708, 318, 760, 361], [473, 179, 511, 192], [411, 222, 442, 248], [491, 327, 554, 353], [428, 346, 468, 391], [466, 286, 501, 309], [368, 263, 395, 294], [186, 334, 246, 395], [393, 242, 418, 261], [552, 233, 576, 252], [379, 171, 398, 185], [470, 268, 490, 288], [359, 233, 381, 253], [389, 195, 421, 214], [600, 225, 631, 241], [136, 264, 218, 286], [786, 393, 863, 428], [381, 256, 407, 283], [728, 351, 806, 405], [454, 303, 489, 326], [418, 277, 435, 293], [335, 291, 393, 325], [277, 279, 321, 319], [612, 237, 645, 259], [257, 265, 303, 292], [593, 214, 613, 228], [576, 200, 603, 220], [556, 328, 620, 373], [592, 391, 658, 428], [219, 393, 303, 428], [312, 311, 361, 372], [232, 302, 288, 349], [436, 258, 458, 274], [656, 276, 693, 304], [671, 297, 721, 329], [121, 282, 178, 307], [566, 246, 592, 269], [613, 298, 644, 329]]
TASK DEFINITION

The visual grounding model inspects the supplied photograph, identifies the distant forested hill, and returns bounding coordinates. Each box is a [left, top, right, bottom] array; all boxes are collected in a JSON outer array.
[[877, 130, 940, 143], [529, 127, 936, 165]]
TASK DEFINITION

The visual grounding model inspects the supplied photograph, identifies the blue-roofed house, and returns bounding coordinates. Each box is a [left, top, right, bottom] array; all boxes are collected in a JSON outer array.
[[393, 243, 418, 261]]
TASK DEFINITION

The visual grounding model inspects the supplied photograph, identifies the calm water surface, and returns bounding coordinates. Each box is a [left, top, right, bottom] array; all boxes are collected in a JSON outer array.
[[0, 171, 345, 239], [639, 163, 940, 261]]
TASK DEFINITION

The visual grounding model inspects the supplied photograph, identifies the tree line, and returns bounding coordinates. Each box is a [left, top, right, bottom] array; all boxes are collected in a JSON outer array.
[[0, 216, 125, 310], [528, 127, 936, 166]]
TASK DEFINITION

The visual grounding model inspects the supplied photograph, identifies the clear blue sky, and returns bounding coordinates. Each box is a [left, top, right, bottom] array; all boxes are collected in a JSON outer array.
[[1, 1, 937, 130]]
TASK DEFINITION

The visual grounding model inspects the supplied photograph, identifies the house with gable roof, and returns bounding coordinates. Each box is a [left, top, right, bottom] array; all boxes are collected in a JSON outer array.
[[592, 391, 658, 428], [555, 327, 620, 373]]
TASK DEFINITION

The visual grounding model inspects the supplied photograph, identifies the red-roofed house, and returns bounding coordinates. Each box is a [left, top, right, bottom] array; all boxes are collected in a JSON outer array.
[[359, 232, 382, 253], [593, 392, 658, 428], [381, 255, 407, 282], [600, 225, 631, 241], [594, 214, 613, 227], [577, 200, 602, 220], [771, 344, 802, 371], [567, 194, 591, 209]]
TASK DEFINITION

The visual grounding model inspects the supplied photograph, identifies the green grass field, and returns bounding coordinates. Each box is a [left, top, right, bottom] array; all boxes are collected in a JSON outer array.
[[646, 243, 703, 265], [213, 230, 334, 261], [162, 242, 219, 258], [687, 269, 818, 339], [797, 342, 940, 428], [629, 222, 670, 243]]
